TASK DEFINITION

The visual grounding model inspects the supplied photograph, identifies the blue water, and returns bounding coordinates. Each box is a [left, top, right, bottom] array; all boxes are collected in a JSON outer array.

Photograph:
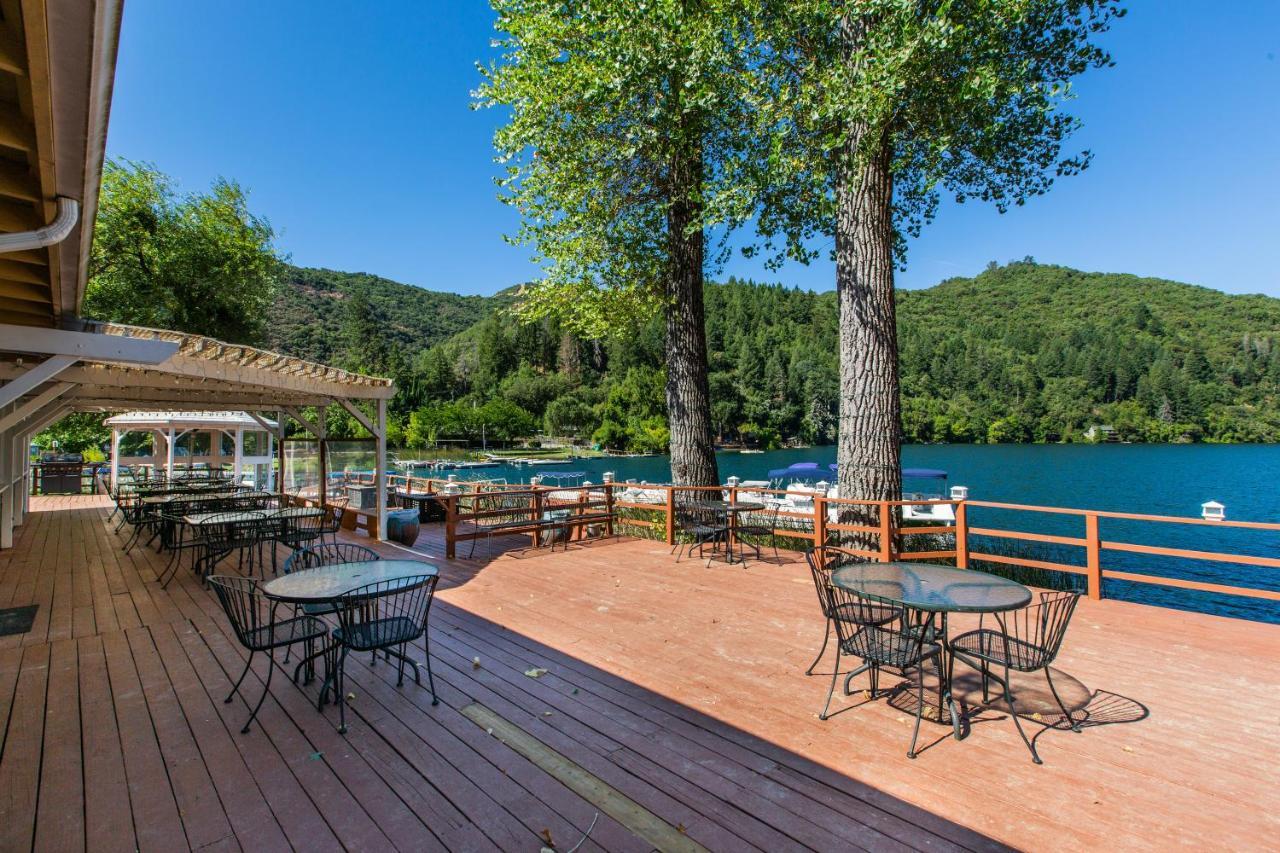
[[415, 445, 1280, 623]]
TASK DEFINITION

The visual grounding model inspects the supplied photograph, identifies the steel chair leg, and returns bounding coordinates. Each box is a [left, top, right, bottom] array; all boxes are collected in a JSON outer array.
[[336, 647, 350, 734], [423, 632, 439, 706], [819, 647, 842, 720], [907, 658, 927, 759], [226, 651, 254, 704], [805, 618, 832, 675], [1044, 666, 1082, 732], [241, 650, 274, 734]]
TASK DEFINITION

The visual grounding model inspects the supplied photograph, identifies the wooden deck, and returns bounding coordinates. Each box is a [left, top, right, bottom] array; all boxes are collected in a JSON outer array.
[[0, 496, 1275, 852]]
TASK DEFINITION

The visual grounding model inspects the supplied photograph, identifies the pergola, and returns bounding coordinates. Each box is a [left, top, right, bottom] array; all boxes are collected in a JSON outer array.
[[0, 0, 396, 548], [102, 409, 280, 488]]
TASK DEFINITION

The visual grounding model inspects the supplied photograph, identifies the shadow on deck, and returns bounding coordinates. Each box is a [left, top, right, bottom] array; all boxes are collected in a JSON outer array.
[[0, 496, 1275, 851]]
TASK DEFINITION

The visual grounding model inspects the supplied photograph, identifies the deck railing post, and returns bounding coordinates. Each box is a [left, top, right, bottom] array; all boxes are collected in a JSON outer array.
[[664, 486, 675, 546], [604, 483, 614, 537], [728, 484, 738, 550], [878, 501, 894, 562], [955, 501, 969, 568], [445, 495, 458, 559], [1085, 512, 1102, 599], [814, 496, 827, 548]]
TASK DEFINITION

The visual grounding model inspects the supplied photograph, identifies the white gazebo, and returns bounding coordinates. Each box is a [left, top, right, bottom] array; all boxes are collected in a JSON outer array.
[[103, 410, 279, 489]]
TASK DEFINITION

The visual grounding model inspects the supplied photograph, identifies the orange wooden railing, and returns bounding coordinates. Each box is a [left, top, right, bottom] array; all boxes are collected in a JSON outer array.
[[431, 478, 1280, 605]]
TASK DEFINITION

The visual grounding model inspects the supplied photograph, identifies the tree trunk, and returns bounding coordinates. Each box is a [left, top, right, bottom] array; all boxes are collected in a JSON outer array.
[[665, 133, 720, 489], [834, 130, 902, 553]]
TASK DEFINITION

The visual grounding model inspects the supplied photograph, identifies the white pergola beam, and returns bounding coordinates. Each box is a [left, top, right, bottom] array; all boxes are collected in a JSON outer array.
[[0, 355, 76, 408], [0, 382, 72, 432], [0, 324, 179, 364], [283, 406, 325, 438]]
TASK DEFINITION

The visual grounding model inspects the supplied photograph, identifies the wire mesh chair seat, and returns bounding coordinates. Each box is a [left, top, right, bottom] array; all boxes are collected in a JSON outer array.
[[949, 631, 1049, 671], [208, 575, 329, 733], [328, 574, 440, 733], [950, 590, 1083, 764], [335, 615, 420, 650], [843, 624, 941, 669]]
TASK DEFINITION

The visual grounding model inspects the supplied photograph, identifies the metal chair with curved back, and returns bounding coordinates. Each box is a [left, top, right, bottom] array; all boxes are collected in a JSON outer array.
[[810, 548, 942, 759], [950, 590, 1083, 764], [803, 546, 901, 676], [322, 497, 349, 546], [672, 502, 729, 566], [330, 574, 440, 733], [207, 575, 329, 733]]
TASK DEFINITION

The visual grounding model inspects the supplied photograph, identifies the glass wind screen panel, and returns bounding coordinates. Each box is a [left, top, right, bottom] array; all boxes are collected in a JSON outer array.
[[118, 432, 153, 457], [220, 432, 235, 456], [326, 440, 377, 488], [177, 431, 211, 457], [243, 430, 269, 457], [283, 440, 320, 498]]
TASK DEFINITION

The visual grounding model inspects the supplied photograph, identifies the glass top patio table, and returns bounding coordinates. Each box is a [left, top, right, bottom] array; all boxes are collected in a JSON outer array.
[[261, 560, 438, 604], [830, 561, 1031, 613]]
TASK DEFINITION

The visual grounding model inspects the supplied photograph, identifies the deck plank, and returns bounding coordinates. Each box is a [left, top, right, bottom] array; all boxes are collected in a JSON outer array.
[[0, 495, 1275, 852]]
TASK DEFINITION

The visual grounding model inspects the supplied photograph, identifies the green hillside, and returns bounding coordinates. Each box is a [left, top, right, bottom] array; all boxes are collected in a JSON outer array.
[[265, 266, 497, 364], [270, 260, 1280, 447]]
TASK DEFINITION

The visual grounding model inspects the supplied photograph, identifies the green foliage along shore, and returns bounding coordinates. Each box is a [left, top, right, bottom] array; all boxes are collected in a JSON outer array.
[[264, 260, 1280, 450]]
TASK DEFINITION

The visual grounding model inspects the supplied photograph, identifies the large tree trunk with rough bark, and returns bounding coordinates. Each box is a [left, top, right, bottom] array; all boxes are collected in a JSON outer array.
[[834, 130, 902, 551], [664, 133, 720, 489]]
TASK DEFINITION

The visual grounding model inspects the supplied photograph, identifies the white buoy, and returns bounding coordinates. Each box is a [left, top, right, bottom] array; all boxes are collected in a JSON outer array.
[[1201, 500, 1225, 521]]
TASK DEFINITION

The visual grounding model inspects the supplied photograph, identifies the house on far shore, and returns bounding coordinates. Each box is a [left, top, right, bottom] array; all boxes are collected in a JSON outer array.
[[1084, 424, 1119, 442]]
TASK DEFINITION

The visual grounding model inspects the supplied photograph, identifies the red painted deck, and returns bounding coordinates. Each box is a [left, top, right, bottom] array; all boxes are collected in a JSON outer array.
[[0, 495, 1275, 851]]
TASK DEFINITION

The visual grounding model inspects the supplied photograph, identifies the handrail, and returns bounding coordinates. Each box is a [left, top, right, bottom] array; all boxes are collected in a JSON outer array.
[[433, 479, 1280, 608]]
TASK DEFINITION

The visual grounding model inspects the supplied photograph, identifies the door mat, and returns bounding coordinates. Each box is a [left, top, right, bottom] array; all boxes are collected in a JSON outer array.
[[0, 605, 37, 637]]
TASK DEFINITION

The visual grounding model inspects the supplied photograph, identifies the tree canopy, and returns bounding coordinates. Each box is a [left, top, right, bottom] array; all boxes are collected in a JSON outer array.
[[82, 158, 284, 344]]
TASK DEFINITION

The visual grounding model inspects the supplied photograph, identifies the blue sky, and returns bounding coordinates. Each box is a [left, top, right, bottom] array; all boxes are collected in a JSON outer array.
[[107, 1, 1280, 297]]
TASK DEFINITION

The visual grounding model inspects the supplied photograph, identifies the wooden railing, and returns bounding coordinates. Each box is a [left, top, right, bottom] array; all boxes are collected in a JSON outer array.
[[428, 479, 1280, 605]]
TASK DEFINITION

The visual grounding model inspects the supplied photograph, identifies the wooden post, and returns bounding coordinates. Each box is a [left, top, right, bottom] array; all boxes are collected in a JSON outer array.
[[532, 486, 545, 548], [664, 486, 675, 546], [814, 495, 827, 548], [728, 484, 738, 550], [878, 500, 894, 562], [444, 495, 457, 559], [1085, 512, 1102, 599], [954, 501, 969, 568], [110, 428, 120, 490], [275, 411, 286, 496], [374, 399, 387, 541], [604, 483, 615, 537]]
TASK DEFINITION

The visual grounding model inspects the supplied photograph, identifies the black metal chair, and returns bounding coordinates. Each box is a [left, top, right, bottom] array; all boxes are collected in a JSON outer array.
[[275, 509, 325, 553], [282, 543, 379, 616], [329, 574, 440, 733], [322, 497, 349, 546], [672, 503, 729, 566], [817, 571, 942, 758], [803, 546, 901, 675], [950, 590, 1082, 764], [735, 502, 780, 562], [207, 575, 329, 733]]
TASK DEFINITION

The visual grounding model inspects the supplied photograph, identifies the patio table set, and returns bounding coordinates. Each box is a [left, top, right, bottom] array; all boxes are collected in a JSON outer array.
[[808, 552, 1082, 764], [674, 498, 778, 566], [210, 552, 440, 735]]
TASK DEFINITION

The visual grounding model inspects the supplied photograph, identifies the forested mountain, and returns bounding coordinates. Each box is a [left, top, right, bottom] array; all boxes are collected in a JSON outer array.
[[270, 261, 1280, 447], [265, 266, 498, 364]]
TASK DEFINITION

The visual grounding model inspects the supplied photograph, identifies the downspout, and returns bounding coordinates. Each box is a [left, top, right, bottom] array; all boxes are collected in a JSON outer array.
[[0, 197, 80, 254]]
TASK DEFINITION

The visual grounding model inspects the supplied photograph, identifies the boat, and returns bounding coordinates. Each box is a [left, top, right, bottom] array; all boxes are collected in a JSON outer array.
[[739, 449, 764, 454], [823, 464, 956, 523]]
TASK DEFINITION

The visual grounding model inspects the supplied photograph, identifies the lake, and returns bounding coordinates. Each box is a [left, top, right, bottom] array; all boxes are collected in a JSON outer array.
[[412, 444, 1280, 623]]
